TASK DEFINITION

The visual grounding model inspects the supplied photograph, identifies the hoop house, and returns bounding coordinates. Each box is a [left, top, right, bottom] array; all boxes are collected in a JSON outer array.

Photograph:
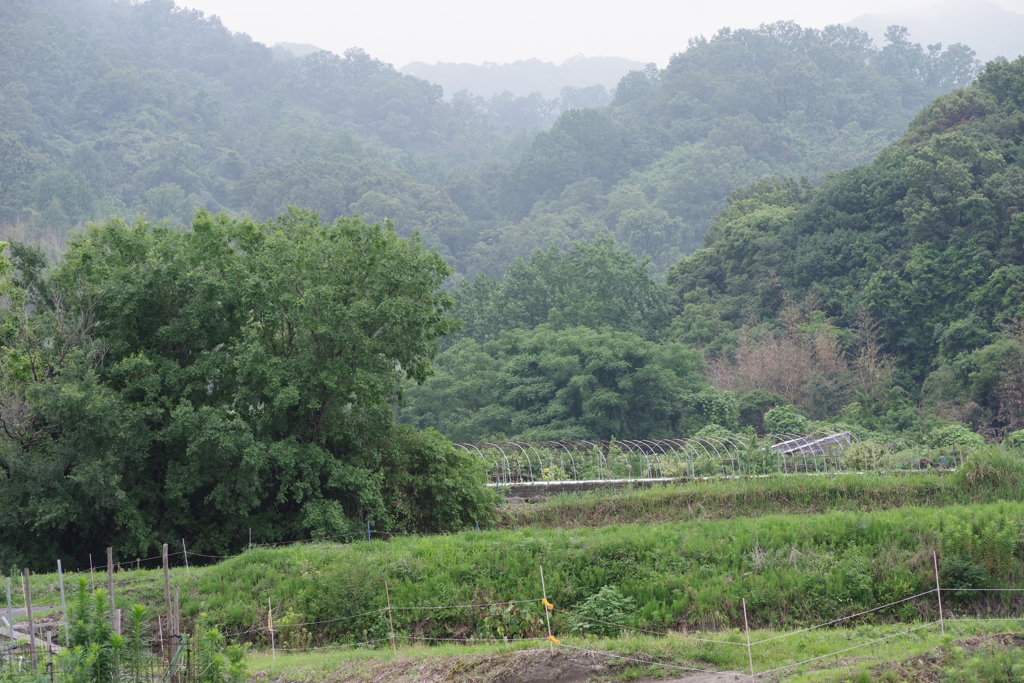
[[454, 431, 859, 483]]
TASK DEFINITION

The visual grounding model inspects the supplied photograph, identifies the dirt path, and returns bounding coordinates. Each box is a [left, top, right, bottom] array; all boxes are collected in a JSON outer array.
[[256, 648, 759, 683]]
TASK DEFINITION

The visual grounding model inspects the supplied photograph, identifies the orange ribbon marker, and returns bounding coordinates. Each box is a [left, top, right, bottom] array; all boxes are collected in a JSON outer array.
[[548, 635, 561, 645], [542, 599, 554, 611]]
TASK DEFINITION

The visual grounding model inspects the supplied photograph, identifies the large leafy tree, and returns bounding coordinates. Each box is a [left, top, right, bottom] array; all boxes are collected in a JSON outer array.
[[401, 325, 728, 441], [0, 210, 492, 571], [453, 236, 672, 344]]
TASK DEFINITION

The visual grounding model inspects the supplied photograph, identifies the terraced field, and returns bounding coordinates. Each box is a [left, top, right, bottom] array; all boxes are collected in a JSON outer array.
[[8, 447, 1024, 682]]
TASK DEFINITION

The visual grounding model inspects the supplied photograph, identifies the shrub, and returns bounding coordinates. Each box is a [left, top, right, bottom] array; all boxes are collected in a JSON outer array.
[[197, 616, 248, 683], [376, 426, 498, 533], [954, 447, 1024, 497], [686, 387, 740, 431], [540, 465, 567, 481], [842, 441, 894, 471], [693, 424, 737, 439], [763, 405, 812, 434], [941, 555, 989, 597], [927, 424, 985, 449], [1004, 430, 1024, 450], [737, 436, 779, 475], [568, 586, 637, 637], [889, 448, 926, 469], [738, 390, 787, 431], [941, 509, 1019, 579], [477, 602, 544, 641]]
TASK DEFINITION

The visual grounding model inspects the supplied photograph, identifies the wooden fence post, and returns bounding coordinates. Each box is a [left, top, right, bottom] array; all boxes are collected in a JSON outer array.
[[107, 547, 116, 630], [23, 569, 37, 669]]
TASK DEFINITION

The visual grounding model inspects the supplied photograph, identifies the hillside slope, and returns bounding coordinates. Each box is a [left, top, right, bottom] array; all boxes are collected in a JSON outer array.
[[666, 56, 1024, 434], [0, 0, 985, 279]]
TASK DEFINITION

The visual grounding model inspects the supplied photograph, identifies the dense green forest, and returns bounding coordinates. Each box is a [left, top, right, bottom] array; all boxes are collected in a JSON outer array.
[[0, 211, 494, 569], [403, 56, 1024, 446], [3, 0, 1021, 568], [0, 0, 979, 276]]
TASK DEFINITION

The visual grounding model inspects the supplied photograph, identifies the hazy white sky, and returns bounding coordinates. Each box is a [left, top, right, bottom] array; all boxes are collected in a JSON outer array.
[[180, 0, 1024, 68]]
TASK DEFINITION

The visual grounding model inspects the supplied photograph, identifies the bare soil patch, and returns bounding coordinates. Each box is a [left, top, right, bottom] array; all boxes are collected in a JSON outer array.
[[254, 648, 756, 683]]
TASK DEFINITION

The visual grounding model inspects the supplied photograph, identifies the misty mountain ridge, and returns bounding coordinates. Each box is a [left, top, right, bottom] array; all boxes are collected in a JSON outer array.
[[847, 0, 1024, 62], [271, 42, 325, 59], [400, 55, 646, 100], [0, 0, 984, 282]]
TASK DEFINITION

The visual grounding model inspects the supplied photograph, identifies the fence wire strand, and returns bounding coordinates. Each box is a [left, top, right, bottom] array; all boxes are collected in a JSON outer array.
[[551, 607, 744, 645], [559, 642, 731, 675], [752, 621, 937, 676], [750, 589, 937, 644], [391, 599, 542, 611]]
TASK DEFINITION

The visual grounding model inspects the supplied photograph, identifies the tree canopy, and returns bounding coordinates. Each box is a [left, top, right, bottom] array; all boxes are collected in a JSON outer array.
[[400, 326, 726, 442], [661, 56, 1024, 437], [451, 236, 672, 344], [0, 211, 492, 571], [0, 0, 983, 280]]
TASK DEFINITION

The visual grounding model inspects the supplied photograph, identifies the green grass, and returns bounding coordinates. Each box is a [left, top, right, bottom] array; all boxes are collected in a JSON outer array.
[[501, 457, 1024, 529], [248, 639, 553, 679], [7, 450, 1024, 661], [784, 629, 1024, 683], [246, 620, 1024, 682], [10, 500, 1024, 647]]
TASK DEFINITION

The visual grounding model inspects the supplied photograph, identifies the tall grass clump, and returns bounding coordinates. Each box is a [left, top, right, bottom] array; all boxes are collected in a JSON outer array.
[[953, 446, 1024, 499]]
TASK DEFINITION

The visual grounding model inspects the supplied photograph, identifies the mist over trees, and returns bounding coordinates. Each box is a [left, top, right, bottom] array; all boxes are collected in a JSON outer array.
[[0, 0, 980, 278], [4, 0, 1023, 566], [849, 0, 1024, 64], [400, 56, 645, 100]]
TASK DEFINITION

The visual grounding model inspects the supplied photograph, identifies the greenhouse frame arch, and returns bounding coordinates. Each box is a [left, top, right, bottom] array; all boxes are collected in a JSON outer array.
[[454, 431, 863, 484]]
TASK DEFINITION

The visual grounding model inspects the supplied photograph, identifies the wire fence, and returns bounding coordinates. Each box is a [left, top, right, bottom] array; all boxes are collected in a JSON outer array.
[[3, 430, 978, 609], [8, 557, 1024, 680], [0, 435, 1002, 681], [227, 555, 1024, 679], [0, 634, 191, 682]]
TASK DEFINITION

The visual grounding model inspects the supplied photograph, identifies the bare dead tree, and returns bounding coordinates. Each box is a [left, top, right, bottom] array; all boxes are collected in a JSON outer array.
[[850, 309, 894, 404]]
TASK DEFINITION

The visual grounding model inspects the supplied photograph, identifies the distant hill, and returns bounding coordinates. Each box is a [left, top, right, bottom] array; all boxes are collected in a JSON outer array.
[[847, 0, 1024, 62], [400, 55, 646, 99], [271, 42, 324, 59], [661, 54, 1024, 434], [0, 0, 987, 285]]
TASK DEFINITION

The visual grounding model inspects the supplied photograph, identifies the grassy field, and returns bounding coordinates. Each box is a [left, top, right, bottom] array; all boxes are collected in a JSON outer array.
[[14, 498, 1024, 646], [245, 620, 1024, 682], [7, 449, 1024, 682], [500, 472, 961, 527], [501, 451, 1024, 529]]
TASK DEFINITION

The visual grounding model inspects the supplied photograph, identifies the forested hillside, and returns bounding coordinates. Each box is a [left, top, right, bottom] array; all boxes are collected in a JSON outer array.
[[0, 0, 505, 263], [404, 56, 1024, 446], [0, 0, 979, 276], [664, 56, 1024, 438]]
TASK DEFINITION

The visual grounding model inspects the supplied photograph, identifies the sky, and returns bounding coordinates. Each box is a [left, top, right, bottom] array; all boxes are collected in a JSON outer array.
[[180, 0, 1024, 68]]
